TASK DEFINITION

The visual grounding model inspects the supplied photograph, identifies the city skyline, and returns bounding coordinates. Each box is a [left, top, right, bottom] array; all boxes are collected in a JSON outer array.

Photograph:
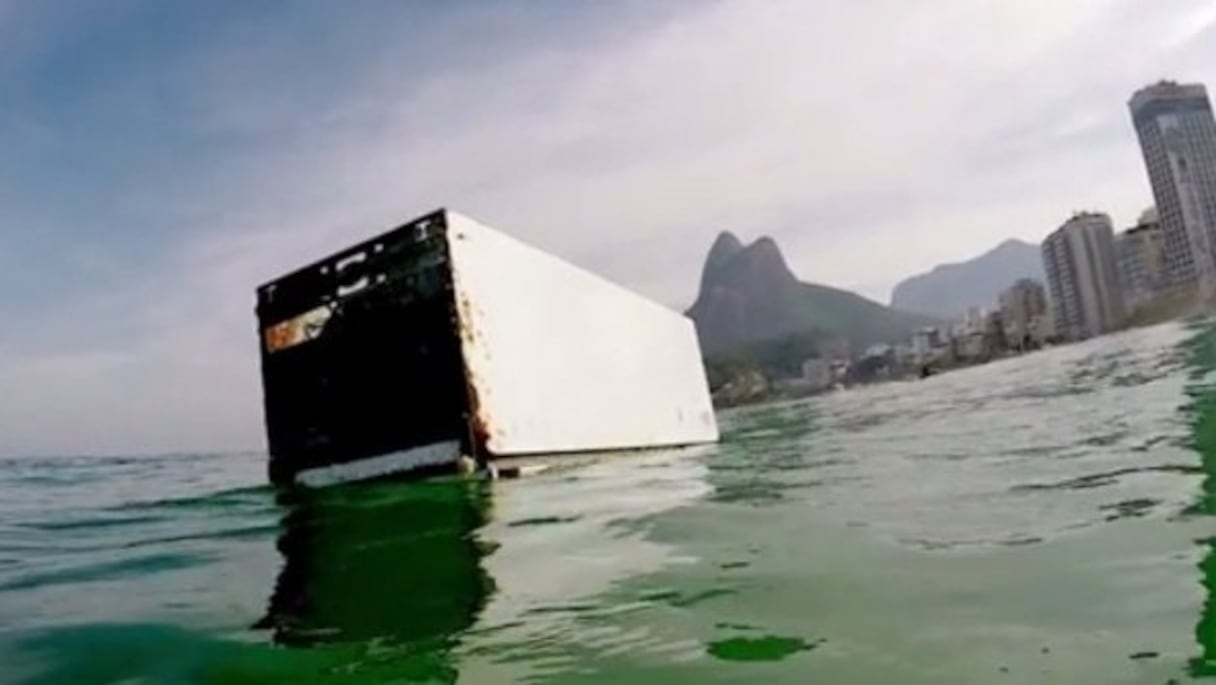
[[1021, 78, 1216, 344], [892, 78, 1216, 344], [870, 79, 1216, 352]]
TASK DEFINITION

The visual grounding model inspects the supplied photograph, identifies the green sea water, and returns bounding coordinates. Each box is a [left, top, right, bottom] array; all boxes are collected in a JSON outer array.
[[4, 320, 1216, 683]]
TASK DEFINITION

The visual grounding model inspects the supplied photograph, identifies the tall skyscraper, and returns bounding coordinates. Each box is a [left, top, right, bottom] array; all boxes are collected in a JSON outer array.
[[1041, 212, 1125, 340], [1115, 207, 1167, 313], [1129, 81, 1216, 294]]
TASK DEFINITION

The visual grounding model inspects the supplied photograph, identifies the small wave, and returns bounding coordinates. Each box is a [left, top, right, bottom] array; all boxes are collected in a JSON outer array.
[[17, 514, 169, 532], [121, 523, 281, 549], [105, 484, 276, 514], [506, 515, 581, 528], [0, 551, 217, 594], [707, 635, 824, 662], [1010, 464, 1202, 492], [638, 586, 736, 608], [1099, 498, 1161, 522]]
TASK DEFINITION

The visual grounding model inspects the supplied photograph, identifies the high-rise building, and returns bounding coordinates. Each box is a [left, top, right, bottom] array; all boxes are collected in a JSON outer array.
[[1129, 81, 1216, 293], [1041, 212, 1126, 340], [1115, 207, 1167, 313], [998, 278, 1049, 348]]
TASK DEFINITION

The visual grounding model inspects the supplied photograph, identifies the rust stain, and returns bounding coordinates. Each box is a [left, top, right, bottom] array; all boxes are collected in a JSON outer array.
[[263, 321, 296, 354], [454, 277, 497, 453], [463, 365, 495, 454], [454, 286, 479, 345]]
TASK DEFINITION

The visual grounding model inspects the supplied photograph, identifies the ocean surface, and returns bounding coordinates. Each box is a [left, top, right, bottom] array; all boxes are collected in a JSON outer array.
[[5, 320, 1216, 683]]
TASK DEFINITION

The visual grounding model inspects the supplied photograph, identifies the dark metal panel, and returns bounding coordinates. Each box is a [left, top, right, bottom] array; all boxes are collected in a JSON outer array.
[[256, 211, 470, 484]]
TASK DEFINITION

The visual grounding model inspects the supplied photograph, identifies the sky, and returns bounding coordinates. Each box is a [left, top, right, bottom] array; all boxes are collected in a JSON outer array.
[[2, 0, 1215, 457]]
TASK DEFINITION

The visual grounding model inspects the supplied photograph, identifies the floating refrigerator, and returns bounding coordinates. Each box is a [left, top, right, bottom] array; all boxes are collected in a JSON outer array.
[[255, 209, 718, 486]]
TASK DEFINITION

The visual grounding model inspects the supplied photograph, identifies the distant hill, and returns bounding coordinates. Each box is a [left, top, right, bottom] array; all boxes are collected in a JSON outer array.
[[890, 239, 1044, 319], [687, 232, 939, 356]]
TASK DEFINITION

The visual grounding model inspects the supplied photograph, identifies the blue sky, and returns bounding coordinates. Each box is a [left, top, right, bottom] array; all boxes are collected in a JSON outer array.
[[2, 0, 1215, 456]]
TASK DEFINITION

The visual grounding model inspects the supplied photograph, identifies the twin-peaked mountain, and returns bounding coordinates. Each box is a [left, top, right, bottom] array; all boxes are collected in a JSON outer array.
[[686, 232, 938, 355]]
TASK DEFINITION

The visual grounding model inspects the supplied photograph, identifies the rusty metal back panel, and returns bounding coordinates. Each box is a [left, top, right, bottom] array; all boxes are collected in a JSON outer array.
[[444, 211, 718, 455]]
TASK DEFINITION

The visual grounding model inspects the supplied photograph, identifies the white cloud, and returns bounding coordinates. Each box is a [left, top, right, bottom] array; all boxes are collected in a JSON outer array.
[[3, 0, 1216, 455]]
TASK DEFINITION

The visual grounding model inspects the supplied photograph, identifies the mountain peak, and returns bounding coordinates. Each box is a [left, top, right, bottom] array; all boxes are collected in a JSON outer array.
[[890, 239, 1045, 318], [736, 236, 796, 284], [699, 231, 746, 292], [710, 231, 744, 256], [688, 232, 938, 354], [992, 238, 1034, 253], [748, 235, 782, 257]]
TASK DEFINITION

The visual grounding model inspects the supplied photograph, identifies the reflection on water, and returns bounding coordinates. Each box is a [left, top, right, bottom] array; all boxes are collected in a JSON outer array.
[[2, 475, 498, 684], [255, 478, 494, 671]]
